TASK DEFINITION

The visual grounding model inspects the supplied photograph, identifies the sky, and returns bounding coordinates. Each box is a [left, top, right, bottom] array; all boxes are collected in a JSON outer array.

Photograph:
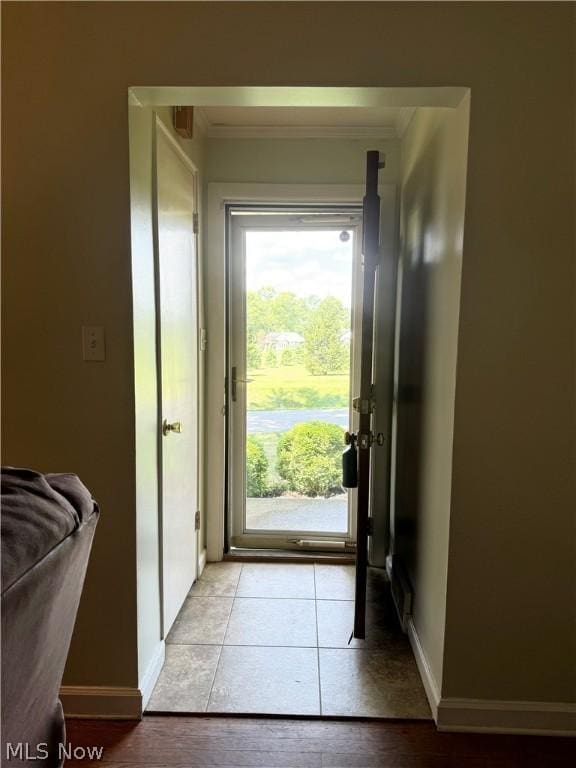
[[245, 229, 354, 308]]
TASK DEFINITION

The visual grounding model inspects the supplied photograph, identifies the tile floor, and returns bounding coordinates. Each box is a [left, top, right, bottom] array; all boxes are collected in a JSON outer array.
[[147, 563, 431, 718]]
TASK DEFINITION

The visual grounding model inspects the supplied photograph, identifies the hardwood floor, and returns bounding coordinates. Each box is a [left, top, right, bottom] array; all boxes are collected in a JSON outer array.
[[65, 716, 575, 767]]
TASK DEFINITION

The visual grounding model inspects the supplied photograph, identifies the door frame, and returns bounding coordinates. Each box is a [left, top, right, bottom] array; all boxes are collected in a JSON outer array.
[[227, 209, 362, 551], [205, 183, 397, 561]]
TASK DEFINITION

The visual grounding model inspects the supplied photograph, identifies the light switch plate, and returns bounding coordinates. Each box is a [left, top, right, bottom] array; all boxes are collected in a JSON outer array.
[[82, 326, 105, 361]]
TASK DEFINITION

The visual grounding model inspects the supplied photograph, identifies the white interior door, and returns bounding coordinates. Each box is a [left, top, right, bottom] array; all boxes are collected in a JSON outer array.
[[155, 118, 199, 635]]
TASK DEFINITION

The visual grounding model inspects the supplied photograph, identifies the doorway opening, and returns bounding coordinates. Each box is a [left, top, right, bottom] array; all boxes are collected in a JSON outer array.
[[145, 177, 430, 718], [130, 87, 470, 722], [227, 206, 362, 552]]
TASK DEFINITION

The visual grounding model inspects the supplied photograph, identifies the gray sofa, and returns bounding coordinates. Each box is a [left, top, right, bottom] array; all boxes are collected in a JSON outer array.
[[1, 467, 99, 767]]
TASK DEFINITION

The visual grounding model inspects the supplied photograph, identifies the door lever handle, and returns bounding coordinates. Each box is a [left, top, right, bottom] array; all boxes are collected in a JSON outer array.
[[231, 366, 253, 402], [162, 419, 182, 436]]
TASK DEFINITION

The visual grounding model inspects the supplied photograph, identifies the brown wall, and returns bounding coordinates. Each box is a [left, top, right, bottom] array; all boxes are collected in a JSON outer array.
[[2, 2, 574, 702]]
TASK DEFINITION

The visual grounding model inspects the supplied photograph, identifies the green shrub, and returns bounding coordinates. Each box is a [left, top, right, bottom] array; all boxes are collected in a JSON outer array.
[[246, 436, 269, 496], [277, 421, 345, 496], [264, 348, 279, 368], [262, 479, 288, 497], [280, 346, 304, 366], [247, 332, 262, 370]]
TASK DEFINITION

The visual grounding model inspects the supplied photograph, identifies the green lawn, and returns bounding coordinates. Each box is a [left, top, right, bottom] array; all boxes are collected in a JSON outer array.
[[247, 365, 349, 411]]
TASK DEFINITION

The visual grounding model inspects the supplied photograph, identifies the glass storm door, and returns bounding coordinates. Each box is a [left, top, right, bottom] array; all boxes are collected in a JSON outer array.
[[228, 208, 362, 551]]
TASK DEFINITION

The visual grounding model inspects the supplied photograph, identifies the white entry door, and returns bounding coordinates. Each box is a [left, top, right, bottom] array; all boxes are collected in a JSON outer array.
[[155, 117, 199, 635]]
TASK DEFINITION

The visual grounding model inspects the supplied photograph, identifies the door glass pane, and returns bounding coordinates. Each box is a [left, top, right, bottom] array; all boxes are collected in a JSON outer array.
[[244, 228, 354, 534]]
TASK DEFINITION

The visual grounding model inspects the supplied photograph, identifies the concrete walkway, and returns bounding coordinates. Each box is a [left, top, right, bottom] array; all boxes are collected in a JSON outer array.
[[246, 495, 348, 533]]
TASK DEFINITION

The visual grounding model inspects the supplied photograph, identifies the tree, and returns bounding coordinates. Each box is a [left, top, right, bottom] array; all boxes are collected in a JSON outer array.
[[264, 346, 279, 368], [269, 292, 312, 334], [304, 297, 350, 375], [247, 288, 319, 338], [280, 346, 303, 366], [246, 329, 262, 370], [247, 287, 275, 337]]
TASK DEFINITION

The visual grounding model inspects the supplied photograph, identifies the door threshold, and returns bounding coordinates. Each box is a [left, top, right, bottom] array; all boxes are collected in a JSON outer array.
[[144, 711, 430, 722], [224, 547, 355, 564]]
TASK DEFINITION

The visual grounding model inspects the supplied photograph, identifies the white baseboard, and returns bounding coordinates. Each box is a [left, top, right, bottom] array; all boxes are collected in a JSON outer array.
[[437, 697, 576, 736], [60, 686, 142, 719], [406, 617, 440, 720], [406, 617, 575, 736], [391, 555, 576, 737], [198, 547, 207, 577], [61, 642, 166, 719], [139, 640, 166, 711]]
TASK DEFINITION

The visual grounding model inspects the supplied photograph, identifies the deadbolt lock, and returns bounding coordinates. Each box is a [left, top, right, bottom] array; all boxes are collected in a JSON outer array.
[[344, 431, 357, 445], [346, 430, 385, 449]]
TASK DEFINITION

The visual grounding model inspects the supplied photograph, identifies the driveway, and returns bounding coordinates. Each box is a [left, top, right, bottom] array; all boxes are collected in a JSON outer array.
[[247, 407, 348, 434]]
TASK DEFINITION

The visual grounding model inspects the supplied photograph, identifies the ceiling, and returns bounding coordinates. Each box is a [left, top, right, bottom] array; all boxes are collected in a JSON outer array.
[[195, 106, 415, 139]]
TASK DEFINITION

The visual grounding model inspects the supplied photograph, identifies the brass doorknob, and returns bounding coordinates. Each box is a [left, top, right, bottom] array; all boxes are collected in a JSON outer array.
[[162, 420, 182, 436]]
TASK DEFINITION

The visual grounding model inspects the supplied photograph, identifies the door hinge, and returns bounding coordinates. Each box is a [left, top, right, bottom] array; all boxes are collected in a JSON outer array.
[[200, 328, 207, 351], [193, 212, 199, 234], [367, 517, 374, 537], [195, 510, 201, 531]]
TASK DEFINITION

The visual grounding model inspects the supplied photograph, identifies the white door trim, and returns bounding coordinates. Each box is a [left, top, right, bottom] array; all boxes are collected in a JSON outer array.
[[227, 211, 361, 549], [139, 639, 166, 711], [155, 116, 198, 175], [205, 182, 395, 561]]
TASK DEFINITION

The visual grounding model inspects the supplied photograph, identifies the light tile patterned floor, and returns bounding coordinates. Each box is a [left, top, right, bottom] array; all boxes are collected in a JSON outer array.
[[147, 563, 431, 718]]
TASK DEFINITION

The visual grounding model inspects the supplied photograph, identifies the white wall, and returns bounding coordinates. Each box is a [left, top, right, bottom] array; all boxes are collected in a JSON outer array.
[[392, 101, 470, 693], [205, 137, 400, 185]]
